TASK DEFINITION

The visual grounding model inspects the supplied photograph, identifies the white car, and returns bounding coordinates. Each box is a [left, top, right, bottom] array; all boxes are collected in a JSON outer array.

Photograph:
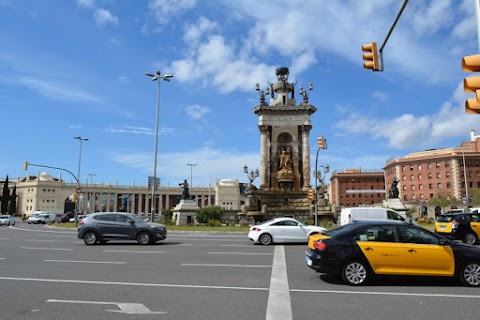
[[69, 214, 87, 223], [27, 213, 46, 224], [0, 215, 15, 226], [248, 217, 327, 245]]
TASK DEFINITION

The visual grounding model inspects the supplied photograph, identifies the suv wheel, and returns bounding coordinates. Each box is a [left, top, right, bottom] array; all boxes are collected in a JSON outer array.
[[464, 232, 477, 245], [137, 232, 151, 245], [83, 231, 98, 245]]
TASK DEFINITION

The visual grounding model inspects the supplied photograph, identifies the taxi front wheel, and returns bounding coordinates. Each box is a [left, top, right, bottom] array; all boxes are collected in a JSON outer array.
[[460, 262, 480, 287], [342, 260, 370, 286]]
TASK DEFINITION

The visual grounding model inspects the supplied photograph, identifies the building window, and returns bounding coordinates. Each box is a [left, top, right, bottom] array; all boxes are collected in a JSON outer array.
[[438, 183, 442, 189], [411, 185, 415, 190], [429, 184, 433, 189], [428, 173, 432, 179], [403, 185, 407, 191], [402, 166, 406, 171], [445, 161, 449, 168], [417, 164, 422, 170], [419, 184, 423, 190], [446, 172, 450, 178], [437, 173, 441, 179], [427, 163, 432, 169], [412, 194, 416, 200], [420, 194, 424, 199], [418, 174, 422, 180], [410, 175, 414, 181], [436, 162, 440, 168], [410, 165, 414, 171]]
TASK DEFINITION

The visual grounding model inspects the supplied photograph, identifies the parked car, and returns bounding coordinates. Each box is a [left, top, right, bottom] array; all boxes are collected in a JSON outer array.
[[69, 214, 87, 223], [0, 215, 15, 226], [248, 217, 327, 245], [339, 207, 414, 226], [77, 212, 167, 245], [435, 212, 480, 245], [305, 220, 480, 287], [40, 212, 56, 224], [27, 213, 46, 224], [56, 212, 74, 223]]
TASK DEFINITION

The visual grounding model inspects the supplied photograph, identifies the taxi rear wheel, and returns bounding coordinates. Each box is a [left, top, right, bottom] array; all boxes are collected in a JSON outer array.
[[464, 232, 477, 245], [460, 262, 480, 287], [342, 260, 370, 286]]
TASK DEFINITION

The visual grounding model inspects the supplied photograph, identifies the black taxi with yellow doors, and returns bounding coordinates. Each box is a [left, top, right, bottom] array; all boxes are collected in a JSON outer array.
[[305, 221, 480, 286], [435, 212, 480, 245]]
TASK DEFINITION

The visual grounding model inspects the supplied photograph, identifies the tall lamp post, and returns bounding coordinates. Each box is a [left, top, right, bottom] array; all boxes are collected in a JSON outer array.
[[187, 163, 197, 188], [74, 136, 88, 223], [88, 173, 96, 213], [145, 70, 173, 222]]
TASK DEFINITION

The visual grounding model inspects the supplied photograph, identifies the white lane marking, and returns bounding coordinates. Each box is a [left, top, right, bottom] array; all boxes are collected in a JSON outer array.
[[181, 263, 271, 268], [25, 239, 56, 242], [0, 238, 9, 240], [207, 252, 273, 255], [0, 258, 5, 260], [291, 289, 480, 299], [47, 299, 166, 314], [0, 276, 269, 291], [9, 226, 75, 234], [20, 247, 73, 251], [102, 250, 165, 254], [221, 244, 262, 247], [266, 245, 293, 320], [44, 260, 126, 265]]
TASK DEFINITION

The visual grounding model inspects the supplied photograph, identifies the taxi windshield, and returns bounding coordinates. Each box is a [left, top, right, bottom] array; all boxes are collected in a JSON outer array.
[[436, 215, 454, 222]]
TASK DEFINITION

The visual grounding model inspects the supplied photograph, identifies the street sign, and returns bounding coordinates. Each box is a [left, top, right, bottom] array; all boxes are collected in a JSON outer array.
[[76, 188, 82, 194]]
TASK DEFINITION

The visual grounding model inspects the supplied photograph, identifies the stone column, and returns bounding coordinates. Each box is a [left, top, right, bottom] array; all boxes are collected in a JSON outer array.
[[301, 125, 312, 190], [259, 125, 270, 189]]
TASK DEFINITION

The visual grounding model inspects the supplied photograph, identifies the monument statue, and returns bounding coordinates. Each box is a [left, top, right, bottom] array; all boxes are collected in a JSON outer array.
[[389, 178, 399, 199], [179, 179, 190, 200], [278, 147, 293, 174]]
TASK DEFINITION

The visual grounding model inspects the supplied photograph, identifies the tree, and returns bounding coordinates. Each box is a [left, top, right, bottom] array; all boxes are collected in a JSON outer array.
[[8, 186, 17, 215], [196, 207, 223, 224], [1, 175, 9, 214], [428, 190, 461, 213]]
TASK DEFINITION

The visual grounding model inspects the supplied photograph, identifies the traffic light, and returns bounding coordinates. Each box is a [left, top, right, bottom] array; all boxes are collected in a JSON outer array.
[[317, 137, 327, 149], [463, 54, 480, 114], [362, 42, 379, 71], [23, 161, 28, 170], [307, 189, 314, 200]]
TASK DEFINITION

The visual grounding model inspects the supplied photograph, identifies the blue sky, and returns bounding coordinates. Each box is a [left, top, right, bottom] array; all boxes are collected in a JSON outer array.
[[1, 0, 479, 188]]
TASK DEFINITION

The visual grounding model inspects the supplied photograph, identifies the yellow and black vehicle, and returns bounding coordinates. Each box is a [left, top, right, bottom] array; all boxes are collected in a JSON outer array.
[[435, 213, 480, 245], [305, 221, 480, 286]]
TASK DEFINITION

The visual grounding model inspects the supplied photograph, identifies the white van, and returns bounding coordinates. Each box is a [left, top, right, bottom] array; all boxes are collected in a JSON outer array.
[[340, 207, 412, 226], [41, 212, 57, 224]]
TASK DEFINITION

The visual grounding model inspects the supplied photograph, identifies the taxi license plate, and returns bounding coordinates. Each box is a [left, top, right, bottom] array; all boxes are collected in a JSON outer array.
[[305, 256, 312, 266]]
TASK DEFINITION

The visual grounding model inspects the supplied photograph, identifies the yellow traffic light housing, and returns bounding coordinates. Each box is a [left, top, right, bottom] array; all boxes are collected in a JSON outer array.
[[23, 161, 28, 170], [463, 54, 480, 114], [317, 137, 327, 149], [362, 42, 379, 71], [307, 189, 314, 200]]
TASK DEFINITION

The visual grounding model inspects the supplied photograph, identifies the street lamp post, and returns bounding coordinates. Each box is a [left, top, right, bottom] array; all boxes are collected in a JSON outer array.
[[145, 71, 173, 222], [74, 136, 88, 223], [187, 163, 197, 189], [88, 173, 96, 213]]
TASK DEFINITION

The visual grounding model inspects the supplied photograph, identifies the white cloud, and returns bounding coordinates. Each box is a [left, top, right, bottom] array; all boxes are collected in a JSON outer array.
[[148, 0, 196, 25], [335, 82, 480, 149], [105, 125, 175, 136], [94, 9, 119, 26], [372, 91, 390, 103], [77, 0, 95, 9], [186, 104, 210, 120], [17, 77, 101, 103], [409, 0, 453, 36], [183, 17, 218, 46]]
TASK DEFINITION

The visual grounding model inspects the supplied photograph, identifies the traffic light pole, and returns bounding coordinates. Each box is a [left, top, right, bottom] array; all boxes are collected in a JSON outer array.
[[314, 147, 320, 226], [23, 162, 80, 226]]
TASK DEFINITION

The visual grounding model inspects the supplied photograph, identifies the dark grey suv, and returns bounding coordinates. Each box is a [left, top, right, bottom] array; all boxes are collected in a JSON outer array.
[[77, 212, 167, 245]]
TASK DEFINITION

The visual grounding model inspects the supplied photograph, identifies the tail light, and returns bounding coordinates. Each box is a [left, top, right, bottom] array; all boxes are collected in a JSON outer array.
[[313, 240, 327, 251], [452, 220, 459, 229], [251, 227, 262, 232], [78, 220, 84, 226]]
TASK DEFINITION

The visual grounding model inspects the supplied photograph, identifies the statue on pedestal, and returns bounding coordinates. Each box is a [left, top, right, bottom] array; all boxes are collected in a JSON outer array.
[[179, 179, 190, 200]]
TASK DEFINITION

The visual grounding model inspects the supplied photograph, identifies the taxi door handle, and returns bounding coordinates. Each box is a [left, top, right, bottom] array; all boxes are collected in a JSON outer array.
[[365, 247, 373, 251], [408, 249, 416, 253]]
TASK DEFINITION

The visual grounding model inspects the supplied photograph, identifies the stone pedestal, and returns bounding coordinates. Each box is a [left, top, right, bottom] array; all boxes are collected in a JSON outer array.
[[172, 199, 199, 225], [383, 198, 407, 215]]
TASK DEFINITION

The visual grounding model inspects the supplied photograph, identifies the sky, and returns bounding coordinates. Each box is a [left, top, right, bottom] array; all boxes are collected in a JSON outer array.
[[1, 0, 479, 189]]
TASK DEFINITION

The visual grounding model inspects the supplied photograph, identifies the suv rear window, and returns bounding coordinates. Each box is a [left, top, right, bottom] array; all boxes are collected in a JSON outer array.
[[436, 215, 454, 222]]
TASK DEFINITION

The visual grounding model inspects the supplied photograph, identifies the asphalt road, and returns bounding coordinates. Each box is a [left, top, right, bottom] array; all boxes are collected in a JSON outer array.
[[1, 223, 480, 320]]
